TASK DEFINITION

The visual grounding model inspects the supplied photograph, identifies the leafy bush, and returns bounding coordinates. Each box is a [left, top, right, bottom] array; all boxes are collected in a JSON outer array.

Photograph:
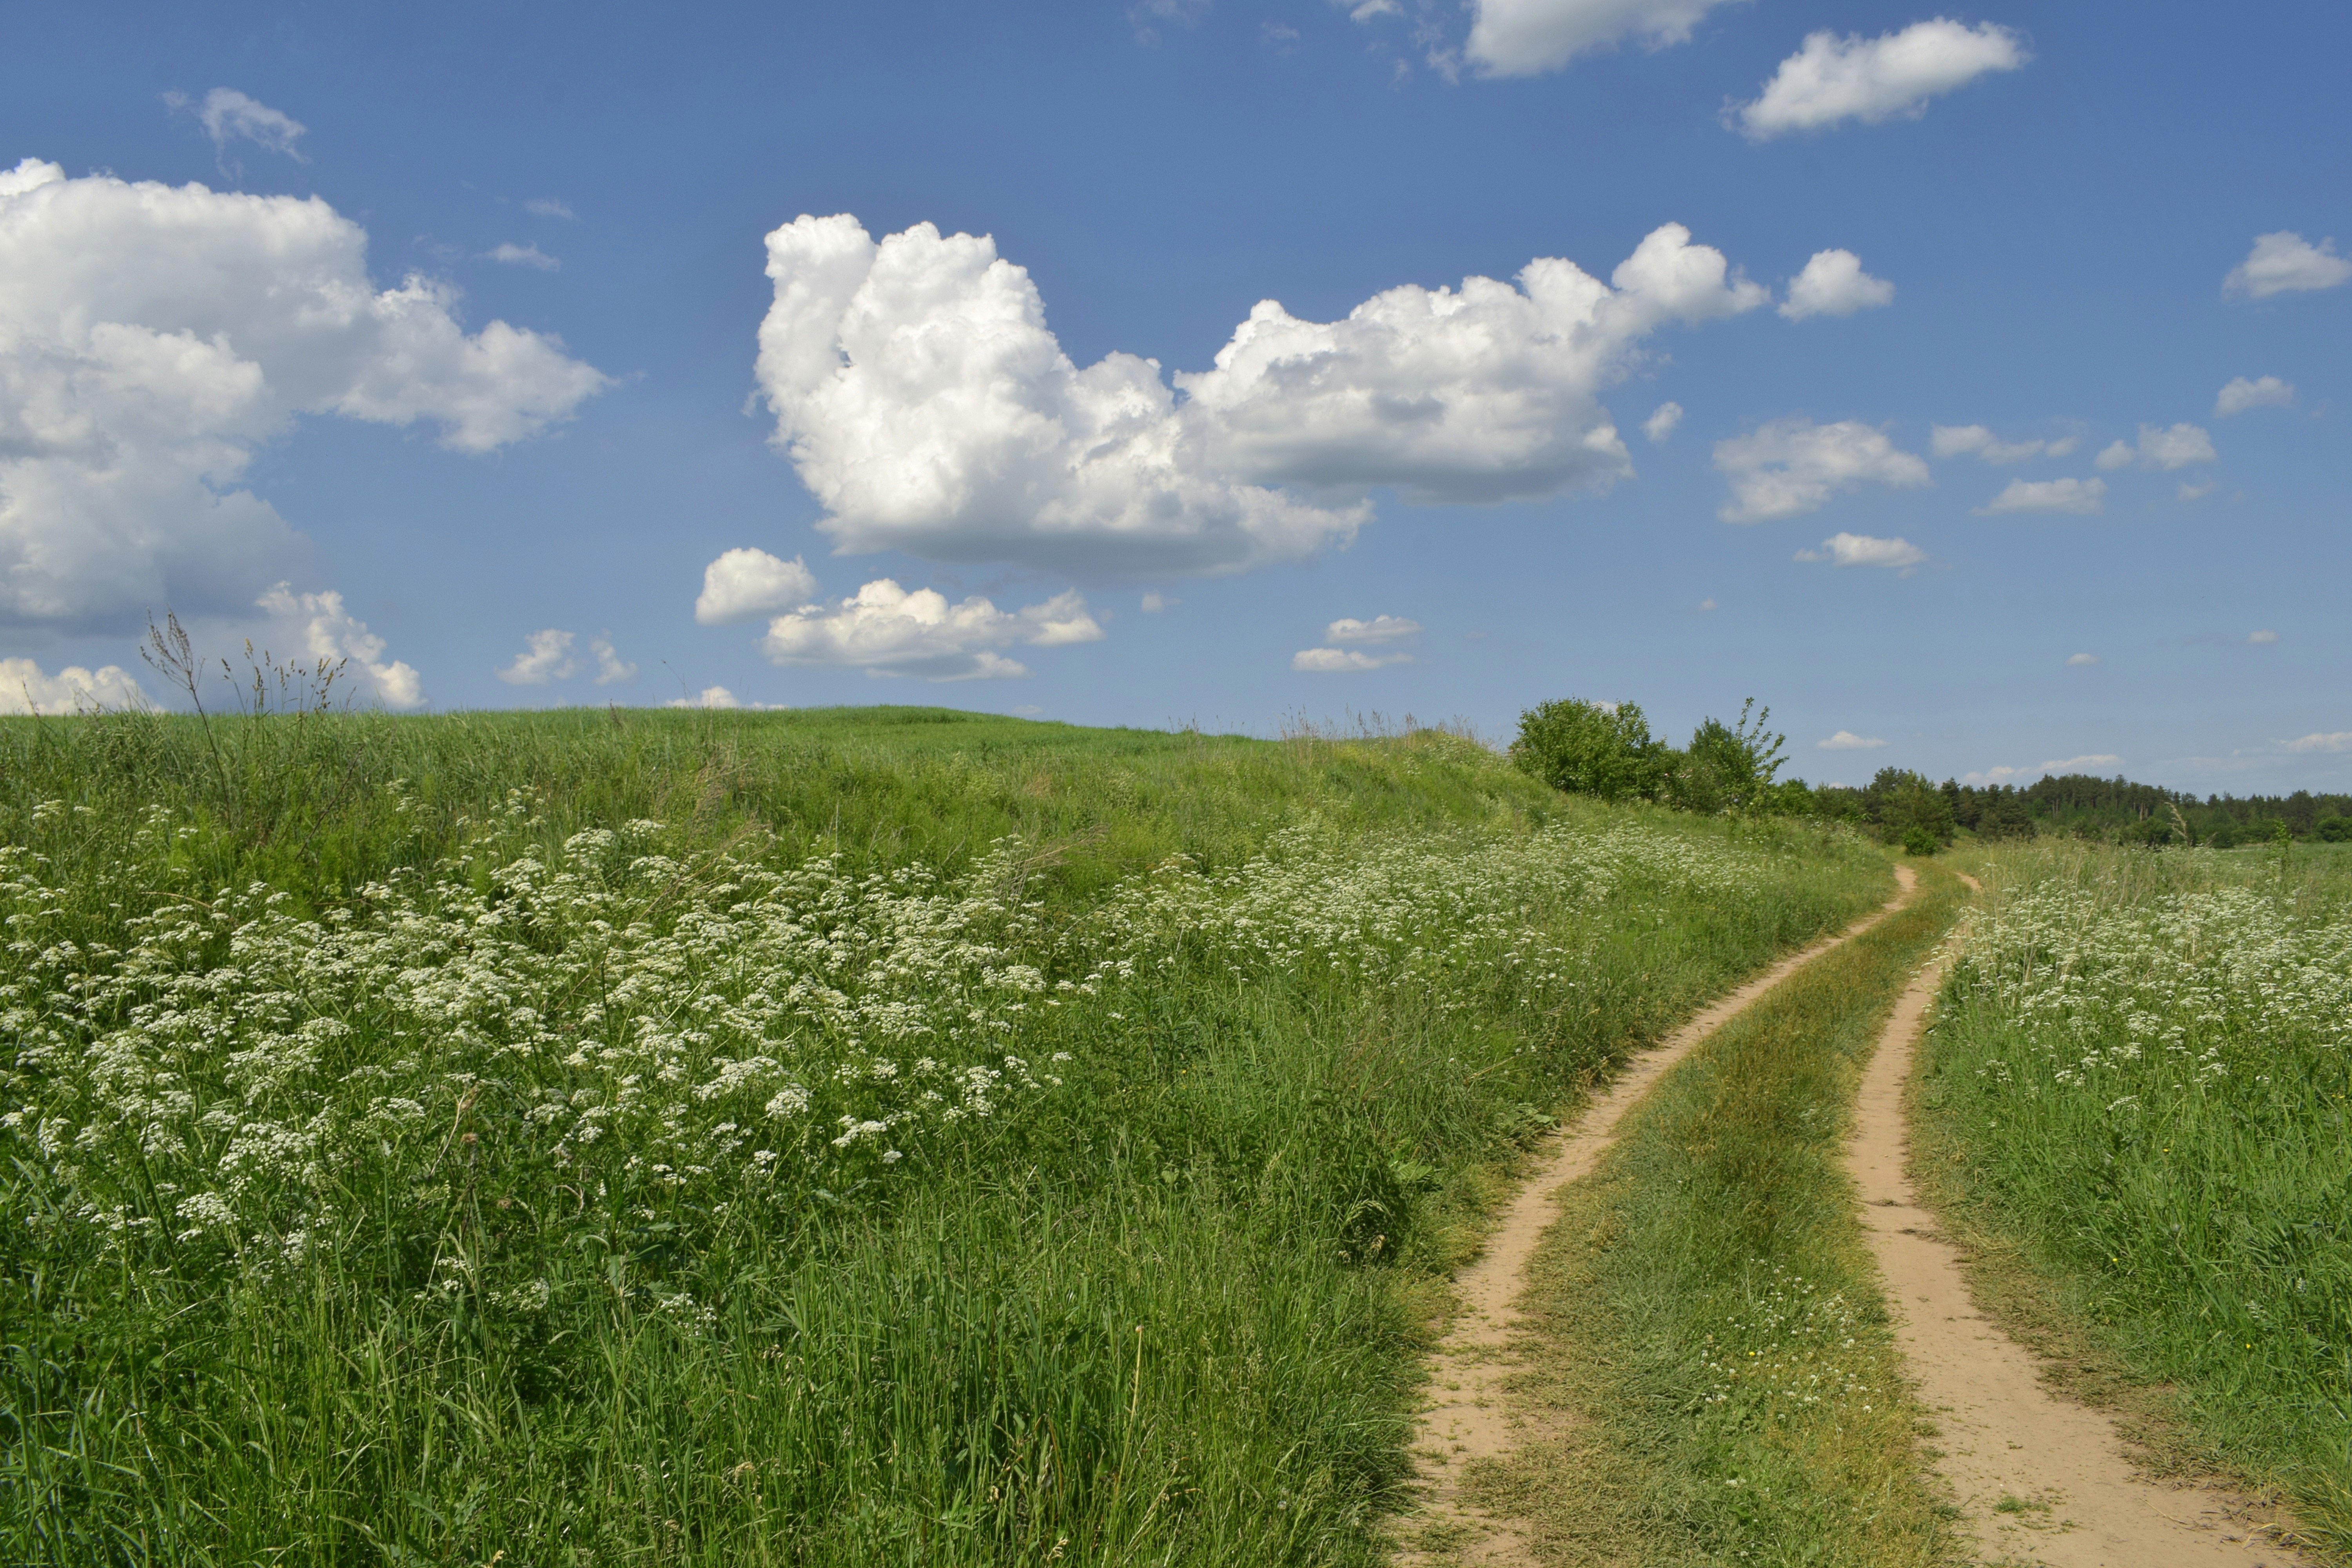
[[1667, 701, 1794, 817], [2319, 816, 2352, 843], [1900, 825, 1938, 856], [1509, 698, 1671, 803]]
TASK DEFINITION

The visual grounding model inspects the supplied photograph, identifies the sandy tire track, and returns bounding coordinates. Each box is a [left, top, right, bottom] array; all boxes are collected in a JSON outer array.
[[1395, 866, 1920, 1565], [1847, 895, 2314, 1567]]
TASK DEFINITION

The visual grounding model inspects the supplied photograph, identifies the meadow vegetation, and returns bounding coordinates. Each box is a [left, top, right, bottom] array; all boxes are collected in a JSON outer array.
[[1920, 839, 2352, 1554], [0, 705, 1887, 1565]]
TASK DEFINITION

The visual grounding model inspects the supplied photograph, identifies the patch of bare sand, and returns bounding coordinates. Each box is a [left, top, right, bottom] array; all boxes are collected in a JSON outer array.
[[1849, 955, 2314, 1566], [1396, 866, 1919, 1565]]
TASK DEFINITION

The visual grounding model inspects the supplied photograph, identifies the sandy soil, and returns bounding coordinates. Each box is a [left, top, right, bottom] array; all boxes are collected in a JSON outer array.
[[1848, 939, 2313, 1566], [1397, 867, 1919, 1564]]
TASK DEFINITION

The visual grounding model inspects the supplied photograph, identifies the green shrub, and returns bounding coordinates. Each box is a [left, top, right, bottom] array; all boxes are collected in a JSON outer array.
[[2318, 816, 2352, 843], [1901, 824, 1938, 856], [1509, 698, 1672, 802], [1667, 700, 1793, 817]]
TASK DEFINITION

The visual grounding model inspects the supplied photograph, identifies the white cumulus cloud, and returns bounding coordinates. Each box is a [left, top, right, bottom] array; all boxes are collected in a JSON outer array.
[[2214, 376, 2294, 417], [695, 548, 821, 626], [499, 628, 578, 686], [176, 88, 307, 160], [1930, 424, 2074, 463], [2284, 730, 2352, 754], [755, 214, 1767, 580], [484, 242, 559, 271], [2224, 232, 2352, 300], [1817, 731, 1886, 751], [0, 158, 609, 634], [2249, 629, 2278, 645], [1793, 532, 1926, 570], [2094, 423, 2216, 472], [1732, 20, 2028, 139], [0, 657, 149, 714], [1713, 417, 1929, 522], [1975, 476, 2107, 515], [757, 579, 1103, 681], [590, 634, 635, 686], [1779, 250, 1894, 319], [255, 583, 423, 709], [1292, 646, 1412, 671], [1325, 614, 1422, 644], [2066, 652, 2100, 666], [1643, 401, 1683, 443], [663, 685, 785, 710], [1463, 0, 1741, 78], [524, 198, 575, 220]]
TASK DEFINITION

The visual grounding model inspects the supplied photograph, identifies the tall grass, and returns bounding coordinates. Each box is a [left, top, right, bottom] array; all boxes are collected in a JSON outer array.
[[0, 708, 1886, 1564], [1919, 842, 2352, 1553]]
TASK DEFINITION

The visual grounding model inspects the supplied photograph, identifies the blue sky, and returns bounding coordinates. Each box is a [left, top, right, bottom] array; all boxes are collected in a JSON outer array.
[[3, 0, 2347, 791]]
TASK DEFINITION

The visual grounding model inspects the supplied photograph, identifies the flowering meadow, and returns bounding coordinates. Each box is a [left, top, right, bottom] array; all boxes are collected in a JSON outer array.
[[1924, 843, 2352, 1548], [0, 707, 1884, 1564]]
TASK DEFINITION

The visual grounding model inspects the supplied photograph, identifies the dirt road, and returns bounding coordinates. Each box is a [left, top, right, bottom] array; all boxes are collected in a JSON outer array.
[[1398, 866, 1919, 1564], [1847, 933, 2310, 1567]]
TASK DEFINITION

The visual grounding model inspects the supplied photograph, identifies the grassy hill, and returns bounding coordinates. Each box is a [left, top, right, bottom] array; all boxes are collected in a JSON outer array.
[[0, 707, 1887, 1564]]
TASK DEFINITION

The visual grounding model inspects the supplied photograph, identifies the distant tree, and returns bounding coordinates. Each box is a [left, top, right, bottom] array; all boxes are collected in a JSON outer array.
[[2319, 816, 2352, 844], [1510, 698, 1671, 802], [1669, 699, 1793, 816], [1869, 768, 1956, 848]]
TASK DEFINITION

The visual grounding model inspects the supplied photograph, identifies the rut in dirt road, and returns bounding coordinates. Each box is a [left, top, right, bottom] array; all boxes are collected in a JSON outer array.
[[1848, 924, 2315, 1568], [1397, 866, 1918, 1566]]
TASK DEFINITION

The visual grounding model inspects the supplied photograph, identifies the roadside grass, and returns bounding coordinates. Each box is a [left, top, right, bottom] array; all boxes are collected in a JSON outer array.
[[1915, 840, 2352, 1560], [0, 708, 1887, 1565], [1468, 864, 1966, 1568]]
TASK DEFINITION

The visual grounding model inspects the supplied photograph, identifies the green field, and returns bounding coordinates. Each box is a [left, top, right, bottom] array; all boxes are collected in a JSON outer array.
[[0, 706, 1887, 1565], [1921, 840, 2352, 1554]]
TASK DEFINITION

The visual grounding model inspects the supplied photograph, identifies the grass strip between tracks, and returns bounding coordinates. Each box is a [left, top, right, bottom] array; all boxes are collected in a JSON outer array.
[[1465, 861, 1966, 1568]]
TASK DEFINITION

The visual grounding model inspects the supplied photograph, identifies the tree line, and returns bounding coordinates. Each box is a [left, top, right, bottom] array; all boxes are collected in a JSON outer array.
[[1510, 698, 2352, 850]]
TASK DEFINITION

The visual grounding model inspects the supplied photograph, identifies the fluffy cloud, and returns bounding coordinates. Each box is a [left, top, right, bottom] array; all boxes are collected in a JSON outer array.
[[1140, 591, 1176, 612], [1817, 731, 1886, 751], [1732, 20, 2028, 138], [2214, 376, 2294, 417], [2094, 423, 2216, 472], [590, 635, 636, 686], [0, 657, 148, 714], [499, 629, 578, 685], [1975, 476, 2107, 515], [1462, 0, 1739, 78], [2066, 652, 2100, 666], [0, 158, 609, 634], [1793, 532, 1926, 570], [2223, 232, 2352, 300], [1779, 250, 1894, 319], [664, 685, 784, 711], [1712, 418, 1928, 522], [1643, 401, 1683, 443], [1325, 614, 1421, 644], [1962, 753, 2122, 786], [485, 242, 559, 271], [757, 579, 1103, 681], [172, 89, 306, 160], [1930, 424, 2076, 463], [1292, 646, 1411, 672], [2284, 730, 2352, 754], [2249, 629, 2278, 645], [255, 583, 423, 709], [524, 198, 575, 220], [695, 547, 821, 626], [756, 214, 1766, 580]]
